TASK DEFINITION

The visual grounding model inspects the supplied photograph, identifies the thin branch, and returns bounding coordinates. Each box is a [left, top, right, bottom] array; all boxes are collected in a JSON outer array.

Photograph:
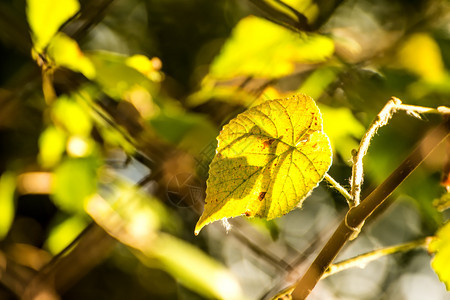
[[322, 237, 431, 279], [350, 98, 401, 207], [22, 224, 116, 299], [266, 117, 450, 300], [350, 98, 450, 207], [324, 173, 352, 203]]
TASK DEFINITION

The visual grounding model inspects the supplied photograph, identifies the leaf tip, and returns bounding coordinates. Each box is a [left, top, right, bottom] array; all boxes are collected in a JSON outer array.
[[194, 221, 205, 236]]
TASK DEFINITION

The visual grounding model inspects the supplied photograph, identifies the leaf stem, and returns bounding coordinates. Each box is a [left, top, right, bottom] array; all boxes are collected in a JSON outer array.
[[322, 237, 432, 279], [324, 173, 352, 203]]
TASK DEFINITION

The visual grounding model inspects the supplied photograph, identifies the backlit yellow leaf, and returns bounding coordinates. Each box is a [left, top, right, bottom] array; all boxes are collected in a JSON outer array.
[[195, 94, 332, 234], [47, 33, 96, 79], [27, 0, 80, 51]]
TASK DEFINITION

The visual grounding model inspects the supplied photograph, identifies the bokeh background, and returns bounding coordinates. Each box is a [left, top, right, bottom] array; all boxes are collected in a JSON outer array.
[[0, 0, 450, 299]]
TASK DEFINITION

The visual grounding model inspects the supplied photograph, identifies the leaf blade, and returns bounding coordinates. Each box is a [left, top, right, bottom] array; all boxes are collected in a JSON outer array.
[[195, 94, 332, 234]]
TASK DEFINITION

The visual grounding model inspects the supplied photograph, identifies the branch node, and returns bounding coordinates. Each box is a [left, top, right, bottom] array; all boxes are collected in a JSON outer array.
[[344, 211, 359, 232]]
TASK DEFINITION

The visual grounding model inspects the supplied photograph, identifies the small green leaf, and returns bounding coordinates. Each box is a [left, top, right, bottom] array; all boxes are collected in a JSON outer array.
[[27, 0, 80, 51], [430, 221, 450, 290], [195, 94, 332, 234], [45, 214, 88, 254], [0, 172, 16, 240], [38, 126, 67, 168], [51, 158, 98, 213]]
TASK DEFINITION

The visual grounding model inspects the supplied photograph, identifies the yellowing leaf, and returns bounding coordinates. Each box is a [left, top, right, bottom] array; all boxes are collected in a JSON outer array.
[[209, 16, 334, 79], [195, 94, 332, 234], [47, 33, 96, 79], [27, 0, 80, 51], [430, 221, 450, 290]]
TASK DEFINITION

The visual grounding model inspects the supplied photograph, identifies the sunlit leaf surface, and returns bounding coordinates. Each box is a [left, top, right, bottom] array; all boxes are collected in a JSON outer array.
[[27, 0, 80, 51], [195, 94, 332, 234], [430, 221, 450, 290]]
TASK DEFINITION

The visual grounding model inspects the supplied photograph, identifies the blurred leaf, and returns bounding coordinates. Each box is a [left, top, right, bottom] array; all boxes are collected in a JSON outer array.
[[209, 15, 334, 79], [297, 65, 340, 100], [26, 0, 80, 51], [52, 95, 92, 136], [430, 221, 450, 290], [73, 85, 138, 154], [247, 218, 280, 240], [45, 214, 88, 254], [195, 94, 332, 234], [125, 55, 163, 82], [146, 233, 244, 300], [319, 104, 365, 160], [186, 81, 256, 107], [433, 192, 450, 212], [87, 51, 158, 100], [84, 182, 242, 299], [0, 172, 15, 240], [51, 157, 98, 213], [150, 107, 217, 153], [38, 125, 67, 168], [47, 33, 96, 79], [283, 0, 319, 21], [397, 33, 445, 83]]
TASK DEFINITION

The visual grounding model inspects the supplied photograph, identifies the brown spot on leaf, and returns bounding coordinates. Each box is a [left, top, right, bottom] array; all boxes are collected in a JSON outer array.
[[263, 138, 275, 149], [258, 192, 266, 201], [244, 211, 252, 217]]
